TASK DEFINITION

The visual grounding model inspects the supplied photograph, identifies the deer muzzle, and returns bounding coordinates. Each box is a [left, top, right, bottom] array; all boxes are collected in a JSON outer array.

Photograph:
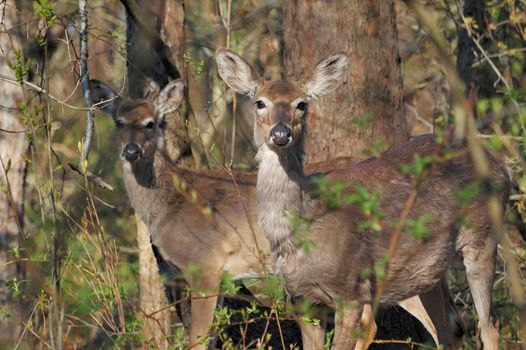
[[122, 143, 143, 162], [270, 123, 292, 147]]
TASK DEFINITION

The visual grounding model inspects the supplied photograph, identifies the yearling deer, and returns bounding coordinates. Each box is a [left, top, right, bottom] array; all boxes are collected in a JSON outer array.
[[216, 48, 509, 349], [91, 78, 462, 349]]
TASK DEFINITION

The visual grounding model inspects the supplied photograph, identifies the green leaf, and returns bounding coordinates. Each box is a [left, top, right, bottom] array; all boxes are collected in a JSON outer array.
[[311, 176, 347, 210]]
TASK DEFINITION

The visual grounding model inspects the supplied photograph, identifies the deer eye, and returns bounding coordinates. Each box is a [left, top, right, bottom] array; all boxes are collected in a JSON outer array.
[[297, 101, 307, 111], [144, 121, 155, 129], [115, 119, 125, 128], [255, 100, 266, 109]]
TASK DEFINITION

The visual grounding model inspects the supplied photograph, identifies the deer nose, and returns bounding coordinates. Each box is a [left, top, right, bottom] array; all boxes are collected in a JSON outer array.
[[270, 124, 292, 147], [122, 143, 142, 162]]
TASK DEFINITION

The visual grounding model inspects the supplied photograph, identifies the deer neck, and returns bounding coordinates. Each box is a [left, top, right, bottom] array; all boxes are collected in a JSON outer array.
[[122, 151, 180, 226], [256, 142, 307, 260]]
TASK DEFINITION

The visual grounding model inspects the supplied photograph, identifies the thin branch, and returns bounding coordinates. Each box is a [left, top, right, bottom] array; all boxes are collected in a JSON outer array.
[[68, 163, 114, 191], [0, 153, 27, 240], [0, 127, 27, 133], [455, 0, 509, 90], [79, 0, 94, 162], [0, 73, 87, 110]]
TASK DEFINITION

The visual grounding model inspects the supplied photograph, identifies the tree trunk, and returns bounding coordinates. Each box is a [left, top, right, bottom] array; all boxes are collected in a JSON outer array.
[[0, 0, 28, 346], [136, 218, 171, 348], [283, 0, 408, 165], [283, 0, 433, 347]]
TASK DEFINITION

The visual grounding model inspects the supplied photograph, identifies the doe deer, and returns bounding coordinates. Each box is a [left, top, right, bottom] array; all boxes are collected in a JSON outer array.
[[216, 48, 510, 349]]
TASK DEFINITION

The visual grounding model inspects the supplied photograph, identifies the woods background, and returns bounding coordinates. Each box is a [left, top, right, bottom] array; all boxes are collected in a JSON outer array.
[[0, 0, 525, 349]]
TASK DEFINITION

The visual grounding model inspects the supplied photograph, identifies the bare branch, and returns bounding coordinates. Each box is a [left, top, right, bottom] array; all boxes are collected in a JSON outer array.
[[79, 0, 94, 162], [68, 163, 114, 191], [0, 73, 87, 110]]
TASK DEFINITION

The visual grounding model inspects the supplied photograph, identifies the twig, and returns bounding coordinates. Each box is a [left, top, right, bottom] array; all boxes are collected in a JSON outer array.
[[372, 338, 438, 349], [472, 47, 526, 68], [0, 153, 27, 239], [0, 126, 27, 133], [0, 73, 88, 110], [68, 163, 114, 191], [455, 0, 509, 90], [477, 133, 524, 141]]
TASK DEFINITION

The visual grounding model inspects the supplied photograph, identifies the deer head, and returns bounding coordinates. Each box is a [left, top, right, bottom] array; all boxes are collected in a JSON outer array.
[[89, 79, 184, 163], [215, 48, 349, 153]]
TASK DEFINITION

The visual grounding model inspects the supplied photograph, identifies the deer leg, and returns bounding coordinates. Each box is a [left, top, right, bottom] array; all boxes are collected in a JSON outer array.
[[416, 277, 465, 349], [188, 292, 219, 350], [187, 271, 221, 350], [292, 315, 326, 350], [462, 234, 499, 350], [332, 303, 363, 350], [354, 304, 377, 350]]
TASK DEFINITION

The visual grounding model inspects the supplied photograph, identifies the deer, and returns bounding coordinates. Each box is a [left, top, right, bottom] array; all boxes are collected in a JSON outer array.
[[90, 77, 465, 350], [215, 47, 510, 350]]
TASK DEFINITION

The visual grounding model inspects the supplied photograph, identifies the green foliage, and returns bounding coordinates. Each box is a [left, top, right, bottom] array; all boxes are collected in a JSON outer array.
[[212, 305, 233, 340], [454, 182, 481, 207], [220, 272, 241, 295], [402, 213, 435, 239], [324, 328, 334, 350], [360, 256, 389, 281], [365, 138, 386, 157], [311, 176, 347, 209], [348, 113, 374, 130], [311, 176, 385, 231], [34, 0, 56, 27], [287, 208, 315, 254], [34, 0, 57, 46], [345, 186, 382, 217], [399, 154, 436, 176], [6, 277, 25, 298], [345, 186, 384, 231], [260, 275, 285, 306], [8, 50, 30, 83], [183, 49, 206, 79], [168, 327, 187, 350]]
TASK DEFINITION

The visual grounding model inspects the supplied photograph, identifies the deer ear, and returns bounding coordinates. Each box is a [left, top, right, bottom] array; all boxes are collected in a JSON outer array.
[[305, 51, 349, 99], [215, 48, 260, 98], [89, 79, 120, 115], [153, 79, 185, 115]]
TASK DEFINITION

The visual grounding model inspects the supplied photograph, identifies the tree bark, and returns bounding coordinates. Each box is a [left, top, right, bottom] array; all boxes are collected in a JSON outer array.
[[136, 218, 171, 348], [283, 0, 408, 165], [0, 0, 28, 346], [283, 1, 434, 347]]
